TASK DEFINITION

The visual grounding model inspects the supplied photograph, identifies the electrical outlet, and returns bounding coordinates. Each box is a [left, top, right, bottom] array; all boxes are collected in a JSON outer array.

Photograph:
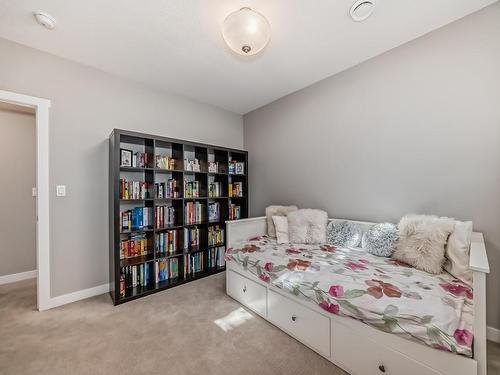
[[56, 185, 66, 197]]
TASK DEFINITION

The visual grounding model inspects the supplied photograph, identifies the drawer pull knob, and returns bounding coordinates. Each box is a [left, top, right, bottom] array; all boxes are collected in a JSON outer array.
[[243, 285, 247, 293], [378, 365, 386, 373], [291, 316, 297, 322]]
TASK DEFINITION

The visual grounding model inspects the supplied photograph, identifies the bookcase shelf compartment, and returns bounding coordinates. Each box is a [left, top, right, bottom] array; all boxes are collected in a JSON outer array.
[[110, 129, 247, 305]]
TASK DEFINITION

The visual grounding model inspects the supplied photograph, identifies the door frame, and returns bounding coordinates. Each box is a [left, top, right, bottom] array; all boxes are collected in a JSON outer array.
[[0, 89, 51, 311]]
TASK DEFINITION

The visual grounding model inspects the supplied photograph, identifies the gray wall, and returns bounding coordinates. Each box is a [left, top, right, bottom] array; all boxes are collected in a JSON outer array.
[[244, 3, 500, 330], [0, 37, 243, 297], [0, 106, 36, 276]]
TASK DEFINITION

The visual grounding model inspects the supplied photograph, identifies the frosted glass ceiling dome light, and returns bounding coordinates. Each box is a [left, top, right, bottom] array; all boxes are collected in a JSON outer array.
[[222, 7, 271, 56]]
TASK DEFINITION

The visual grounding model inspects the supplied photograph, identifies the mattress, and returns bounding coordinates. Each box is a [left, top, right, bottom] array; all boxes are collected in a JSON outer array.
[[226, 236, 474, 357]]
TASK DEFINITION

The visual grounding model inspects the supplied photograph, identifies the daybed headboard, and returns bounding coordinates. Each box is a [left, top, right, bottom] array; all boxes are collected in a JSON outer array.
[[226, 216, 490, 375]]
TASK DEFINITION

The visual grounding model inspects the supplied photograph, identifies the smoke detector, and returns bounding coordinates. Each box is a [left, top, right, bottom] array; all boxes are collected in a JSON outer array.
[[350, 1, 375, 22], [34, 11, 56, 30]]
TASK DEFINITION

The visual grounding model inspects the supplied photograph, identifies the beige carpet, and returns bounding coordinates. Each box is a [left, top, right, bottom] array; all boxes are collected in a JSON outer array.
[[0, 274, 499, 375]]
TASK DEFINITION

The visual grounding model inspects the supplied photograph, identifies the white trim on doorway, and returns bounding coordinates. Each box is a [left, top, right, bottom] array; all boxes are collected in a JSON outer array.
[[0, 89, 51, 311], [0, 270, 37, 285]]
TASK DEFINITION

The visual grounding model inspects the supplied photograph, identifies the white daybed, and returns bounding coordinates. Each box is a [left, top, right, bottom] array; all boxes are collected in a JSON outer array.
[[225, 216, 490, 375]]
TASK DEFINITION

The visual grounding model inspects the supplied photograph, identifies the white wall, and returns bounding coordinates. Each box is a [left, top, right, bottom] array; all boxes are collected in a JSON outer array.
[[0, 105, 36, 277], [0, 37, 243, 297], [244, 3, 500, 329]]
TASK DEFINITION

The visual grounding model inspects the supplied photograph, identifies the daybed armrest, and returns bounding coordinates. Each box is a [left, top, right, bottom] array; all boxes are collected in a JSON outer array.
[[226, 216, 267, 248], [470, 231, 489, 375], [470, 232, 490, 273]]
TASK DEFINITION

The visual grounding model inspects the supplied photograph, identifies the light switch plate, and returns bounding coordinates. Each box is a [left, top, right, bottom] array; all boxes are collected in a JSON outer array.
[[56, 185, 66, 197], [32, 187, 37, 197]]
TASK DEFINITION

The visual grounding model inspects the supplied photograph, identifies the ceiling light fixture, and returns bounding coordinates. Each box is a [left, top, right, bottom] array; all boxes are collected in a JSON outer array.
[[222, 7, 271, 56], [34, 11, 56, 30], [350, 1, 375, 22]]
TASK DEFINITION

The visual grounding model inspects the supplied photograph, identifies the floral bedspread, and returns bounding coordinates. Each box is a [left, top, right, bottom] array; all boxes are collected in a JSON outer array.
[[226, 236, 474, 357]]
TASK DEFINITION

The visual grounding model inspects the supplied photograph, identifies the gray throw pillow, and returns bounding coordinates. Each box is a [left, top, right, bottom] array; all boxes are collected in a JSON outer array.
[[327, 221, 362, 247], [362, 222, 398, 257]]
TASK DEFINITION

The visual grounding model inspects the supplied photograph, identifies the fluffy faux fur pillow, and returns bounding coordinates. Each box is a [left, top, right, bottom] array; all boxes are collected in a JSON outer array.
[[265, 205, 298, 238], [444, 220, 473, 285], [287, 209, 328, 244], [392, 214, 455, 274]]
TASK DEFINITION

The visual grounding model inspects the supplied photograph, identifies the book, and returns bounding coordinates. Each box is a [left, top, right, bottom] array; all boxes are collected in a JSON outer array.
[[155, 258, 179, 283], [121, 207, 153, 231], [156, 230, 179, 255], [120, 179, 151, 200], [184, 180, 200, 198], [229, 204, 241, 220], [132, 152, 149, 168], [183, 252, 204, 276], [208, 225, 224, 247], [184, 226, 200, 249], [155, 178, 180, 198], [228, 182, 243, 197], [155, 205, 176, 228], [120, 234, 150, 259], [228, 160, 245, 175], [120, 262, 151, 290], [208, 161, 218, 173], [184, 201, 203, 224], [208, 181, 221, 198], [208, 202, 220, 222], [184, 158, 201, 172], [208, 246, 226, 268], [155, 155, 176, 170]]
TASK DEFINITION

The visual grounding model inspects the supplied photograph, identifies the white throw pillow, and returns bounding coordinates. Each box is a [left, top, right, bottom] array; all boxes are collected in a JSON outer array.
[[265, 205, 298, 238], [444, 221, 473, 285], [272, 216, 289, 244], [287, 209, 328, 244], [392, 214, 455, 274]]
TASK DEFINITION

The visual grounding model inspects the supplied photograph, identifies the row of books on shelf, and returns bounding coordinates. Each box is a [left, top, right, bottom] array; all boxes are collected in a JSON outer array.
[[228, 160, 245, 175], [208, 161, 219, 173], [156, 179, 181, 199], [229, 204, 242, 220], [208, 226, 224, 247], [155, 155, 176, 170], [229, 182, 244, 197], [120, 234, 151, 259], [208, 182, 221, 197], [185, 201, 203, 224], [155, 205, 176, 228], [184, 226, 200, 249], [119, 248, 227, 297], [120, 179, 151, 200], [184, 181, 200, 198], [208, 202, 220, 222], [184, 158, 201, 172], [156, 230, 178, 255], [121, 150, 149, 168], [121, 207, 153, 231], [156, 258, 179, 283], [208, 247, 226, 269], [120, 263, 152, 294]]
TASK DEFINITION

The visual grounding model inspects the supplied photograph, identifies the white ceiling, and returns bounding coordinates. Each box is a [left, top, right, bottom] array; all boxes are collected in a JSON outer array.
[[0, 0, 496, 114]]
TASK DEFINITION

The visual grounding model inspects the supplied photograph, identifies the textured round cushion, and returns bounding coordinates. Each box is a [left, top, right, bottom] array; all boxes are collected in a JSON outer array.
[[362, 222, 398, 257], [326, 221, 362, 247]]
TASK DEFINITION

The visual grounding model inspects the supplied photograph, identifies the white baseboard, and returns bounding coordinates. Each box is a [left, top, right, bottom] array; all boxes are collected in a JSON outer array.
[[0, 270, 37, 285], [41, 283, 110, 311], [488, 326, 500, 343]]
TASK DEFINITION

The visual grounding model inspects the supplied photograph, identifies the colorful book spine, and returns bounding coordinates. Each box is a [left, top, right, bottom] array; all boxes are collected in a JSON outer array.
[[155, 258, 179, 283], [208, 226, 224, 247], [155, 205, 176, 228], [120, 263, 151, 290], [229, 204, 241, 220], [184, 227, 200, 249], [120, 179, 151, 200], [155, 230, 178, 255], [184, 201, 203, 224], [228, 182, 243, 197], [120, 234, 150, 259], [208, 202, 220, 222]]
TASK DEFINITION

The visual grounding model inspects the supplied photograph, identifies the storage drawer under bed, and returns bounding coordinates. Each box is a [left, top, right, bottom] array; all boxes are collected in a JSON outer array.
[[268, 289, 331, 357], [227, 270, 267, 317], [332, 320, 441, 375]]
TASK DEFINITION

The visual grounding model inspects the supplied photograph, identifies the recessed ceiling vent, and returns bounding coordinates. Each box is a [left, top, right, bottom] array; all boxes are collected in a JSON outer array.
[[350, 0, 375, 22]]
